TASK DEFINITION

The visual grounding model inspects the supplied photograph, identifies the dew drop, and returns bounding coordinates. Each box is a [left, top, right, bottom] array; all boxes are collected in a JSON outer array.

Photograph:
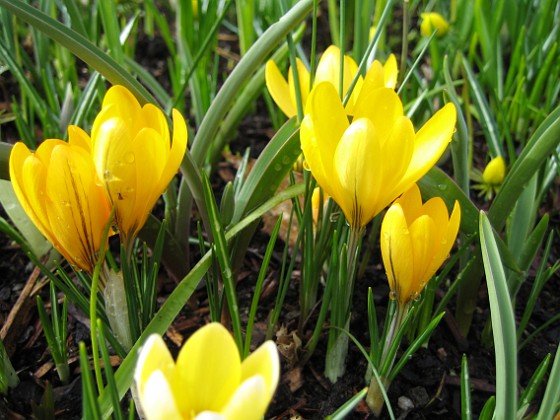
[[282, 156, 290, 165], [437, 184, 447, 191], [104, 170, 114, 182], [124, 187, 135, 193], [389, 290, 397, 299], [274, 163, 282, 172]]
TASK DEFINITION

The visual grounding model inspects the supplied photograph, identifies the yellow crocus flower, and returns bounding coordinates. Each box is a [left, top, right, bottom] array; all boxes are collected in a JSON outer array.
[[9, 135, 112, 273], [134, 323, 280, 420], [381, 184, 460, 305], [89, 85, 188, 249], [482, 156, 506, 186], [266, 45, 398, 118], [420, 12, 450, 38], [300, 79, 456, 230]]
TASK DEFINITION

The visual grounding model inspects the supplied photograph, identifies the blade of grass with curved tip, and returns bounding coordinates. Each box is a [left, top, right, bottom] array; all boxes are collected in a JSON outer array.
[[479, 211, 517, 420], [0, 0, 154, 105], [98, 182, 306, 417], [327, 387, 368, 420]]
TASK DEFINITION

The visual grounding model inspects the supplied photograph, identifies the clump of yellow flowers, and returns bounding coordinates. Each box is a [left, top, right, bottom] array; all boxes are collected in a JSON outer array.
[[300, 67, 456, 231], [9, 85, 187, 271], [134, 323, 280, 420]]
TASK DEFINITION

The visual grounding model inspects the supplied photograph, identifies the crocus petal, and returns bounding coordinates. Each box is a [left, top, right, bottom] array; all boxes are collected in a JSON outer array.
[[395, 183, 424, 225], [158, 109, 188, 195], [240, 341, 280, 400], [195, 412, 227, 420], [67, 125, 93, 153], [10, 142, 52, 242], [176, 323, 241, 414], [301, 82, 349, 198], [265, 60, 297, 118], [426, 200, 460, 278], [394, 103, 456, 193], [334, 118, 381, 228], [376, 116, 415, 213], [220, 376, 269, 420], [46, 144, 111, 271], [134, 334, 176, 394], [361, 61, 385, 93], [288, 58, 311, 116], [408, 214, 436, 298], [381, 204, 413, 303], [353, 88, 404, 141], [384, 54, 398, 89], [140, 370, 183, 420]]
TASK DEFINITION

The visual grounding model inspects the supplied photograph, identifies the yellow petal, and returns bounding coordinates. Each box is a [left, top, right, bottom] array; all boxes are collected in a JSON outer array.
[[376, 116, 415, 211], [353, 88, 404, 141], [46, 143, 111, 271], [361, 60, 385, 93], [300, 82, 348, 198], [140, 370, 183, 420], [134, 334, 176, 395], [395, 184, 424, 225], [176, 323, 241, 413], [67, 125, 92, 153], [381, 204, 413, 304], [426, 200, 461, 279], [265, 60, 297, 118], [408, 214, 436, 298], [220, 376, 268, 420], [288, 58, 311, 115], [240, 341, 279, 400], [394, 103, 456, 193], [314, 45, 342, 88], [334, 118, 381, 228], [10, 142, 51, 242], [384, 54, 398, 89], [157, 109, 188, 195]]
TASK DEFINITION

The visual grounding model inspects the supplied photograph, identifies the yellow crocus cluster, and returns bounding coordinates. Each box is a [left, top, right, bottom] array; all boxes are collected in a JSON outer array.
[[134, 323, 280, 420], [299, 61, 456, 230], [381, 184, 460, 305], [9, 85, 187, 271], [266, 45, 398, 118]]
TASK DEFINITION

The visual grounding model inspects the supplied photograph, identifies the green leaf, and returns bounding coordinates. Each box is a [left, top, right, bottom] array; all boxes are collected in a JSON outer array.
[[479, 211, 517, 419]]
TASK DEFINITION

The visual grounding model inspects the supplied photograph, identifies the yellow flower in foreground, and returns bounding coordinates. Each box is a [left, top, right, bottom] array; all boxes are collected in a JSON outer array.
[[134, 323, 280, 420], [420, 12, 450, 38], [381, 184, 460, 305], [9, 136, 112, 273], [482, 156, 506, 186], [300, 80, 456, 230], [89, 85, 187, 247], [266, 45, 398, 118]]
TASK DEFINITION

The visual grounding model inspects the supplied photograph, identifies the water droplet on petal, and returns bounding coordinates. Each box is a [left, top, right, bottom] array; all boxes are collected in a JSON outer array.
[[389, 290, 397, 299]]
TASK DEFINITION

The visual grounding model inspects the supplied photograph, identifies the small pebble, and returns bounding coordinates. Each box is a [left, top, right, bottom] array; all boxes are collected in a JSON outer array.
[[398, 395, 414, 411]]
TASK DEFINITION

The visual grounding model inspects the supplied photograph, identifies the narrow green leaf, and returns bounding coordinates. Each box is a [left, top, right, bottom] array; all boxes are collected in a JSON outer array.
[[479, 211, 517, 419], [461, 355, 472, 420]]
